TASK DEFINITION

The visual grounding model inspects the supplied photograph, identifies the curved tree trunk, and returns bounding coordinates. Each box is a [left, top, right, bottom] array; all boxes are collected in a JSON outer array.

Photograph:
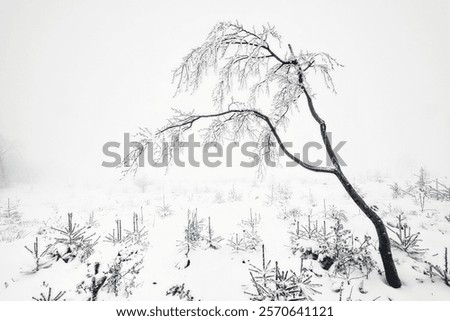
[[334, 170, 402, 288], [302, 88, 402, 288]]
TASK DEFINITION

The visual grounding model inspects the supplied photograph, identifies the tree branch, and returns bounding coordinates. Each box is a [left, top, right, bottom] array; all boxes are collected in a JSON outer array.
[[156, 108, 335, 174]]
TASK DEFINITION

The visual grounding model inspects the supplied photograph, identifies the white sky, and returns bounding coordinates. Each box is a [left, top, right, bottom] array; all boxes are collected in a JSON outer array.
[[0, 0, 449, 185]]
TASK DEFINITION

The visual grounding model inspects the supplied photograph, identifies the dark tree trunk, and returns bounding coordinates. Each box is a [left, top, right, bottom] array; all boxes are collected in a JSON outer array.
[[334, 170, 402, 288], [302, 88, 402, 288]]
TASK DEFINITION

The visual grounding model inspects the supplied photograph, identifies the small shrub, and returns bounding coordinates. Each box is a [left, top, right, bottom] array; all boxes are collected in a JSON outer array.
[[240, 209, 261, 232], [249, 245, 274, 288], [296, 215, 318, 240], [105, 219, 124, 245], [51, 213, 99, 262], [177, 209, 204, 255], [0, 198, 24, 242], [0, 224, 26, 242], [228, 233, 246, 252], [24, 237, 52, 273], [105, 248, 145, 298], [289, 218, 331, 255], [316, 220, 333, 246], [265, 183, 292, 206], [156, 195, 173, 217], [331, 235, 377, 282], [328, 205, 348, 223], [389, 168, 448, 211], [242, 230, 262, 251], [1, 198, 21, 223], [76, 262, 107, 301], [229, 210, 263, 252], [213, 191, 225, 204], [166, 284, 195, 301], [87, 211, 99, 228], [228, 184, 242, 202], [425, 247, 449, 287], [125, 213, 149, 246], [289, 211, 378, 281], [386, 213, 427, 258], [246, 246, 321, 301], [32, 287, 66, 301], [322, 219, 377, 281], [204, 216, 223, 249], [240, 210, 262, 250], [278, 207, 303, 223]]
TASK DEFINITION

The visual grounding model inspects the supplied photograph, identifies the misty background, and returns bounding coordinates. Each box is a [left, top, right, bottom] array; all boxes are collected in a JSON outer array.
[[0, 0, 449, 187]]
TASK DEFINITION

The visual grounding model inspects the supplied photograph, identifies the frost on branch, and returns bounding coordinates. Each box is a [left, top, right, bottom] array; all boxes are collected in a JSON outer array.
[[122, 21, 341, 177]]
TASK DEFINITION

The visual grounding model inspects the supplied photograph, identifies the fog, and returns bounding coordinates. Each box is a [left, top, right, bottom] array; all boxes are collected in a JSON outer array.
[[1, 0, 449, 187]]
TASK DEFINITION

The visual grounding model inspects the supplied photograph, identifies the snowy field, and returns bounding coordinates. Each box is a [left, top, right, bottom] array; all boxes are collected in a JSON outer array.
[[0, 170, 449, 301], [1, 1, 449, 304]]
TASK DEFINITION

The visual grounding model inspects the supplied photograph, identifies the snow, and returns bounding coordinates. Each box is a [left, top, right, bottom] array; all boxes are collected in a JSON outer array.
[[0, 174, 449, 301]]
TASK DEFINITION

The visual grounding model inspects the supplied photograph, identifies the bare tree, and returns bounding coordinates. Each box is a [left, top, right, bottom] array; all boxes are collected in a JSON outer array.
[[126, 22, 401, 288]]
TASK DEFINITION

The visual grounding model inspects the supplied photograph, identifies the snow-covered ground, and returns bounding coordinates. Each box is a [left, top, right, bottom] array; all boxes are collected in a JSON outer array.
[[0, 172, 449, 301]]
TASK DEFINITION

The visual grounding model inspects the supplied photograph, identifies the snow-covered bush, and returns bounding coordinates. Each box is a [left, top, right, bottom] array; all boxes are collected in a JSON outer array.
[[77, 246, 144, 299], [204, 216, 223, 249], [246, 246, 321, 301], [229, 211, 262, 252], [288, 212, 377, 281], [240, 209, 261, 231], [1, 198, 21, 223], [242, 230, 262, 251], [124, 212, 149, 247], [166, 283, 195, 301], [87, 211, 99, 228], [389, 168, 450, 211], [328, 205, 348, 223], [0, 199, 26, 242], [177, 209, 204, 254], [228, 233, 245, 251], [76, 262, 107, 301], [228, 184, 243, 202], [213, 190, 225, 204], [320, 219, 377, 282], [425, 247, 449, 287], [24, 237, 52, 273], [32, 286, 66, 301], [265, 183, 292, 207], [156, 194, 173, 217], [278, 207, 303, 223], [386, 213, 427, 259], [105, 219, 124, 245], [104, 247, 144, 298], [0, 198, 24, 243], [51, 213, 99, 262]]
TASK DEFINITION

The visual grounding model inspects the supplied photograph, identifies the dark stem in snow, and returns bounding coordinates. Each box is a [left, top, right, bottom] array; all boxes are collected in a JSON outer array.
[[301, 88, 401, 288]]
